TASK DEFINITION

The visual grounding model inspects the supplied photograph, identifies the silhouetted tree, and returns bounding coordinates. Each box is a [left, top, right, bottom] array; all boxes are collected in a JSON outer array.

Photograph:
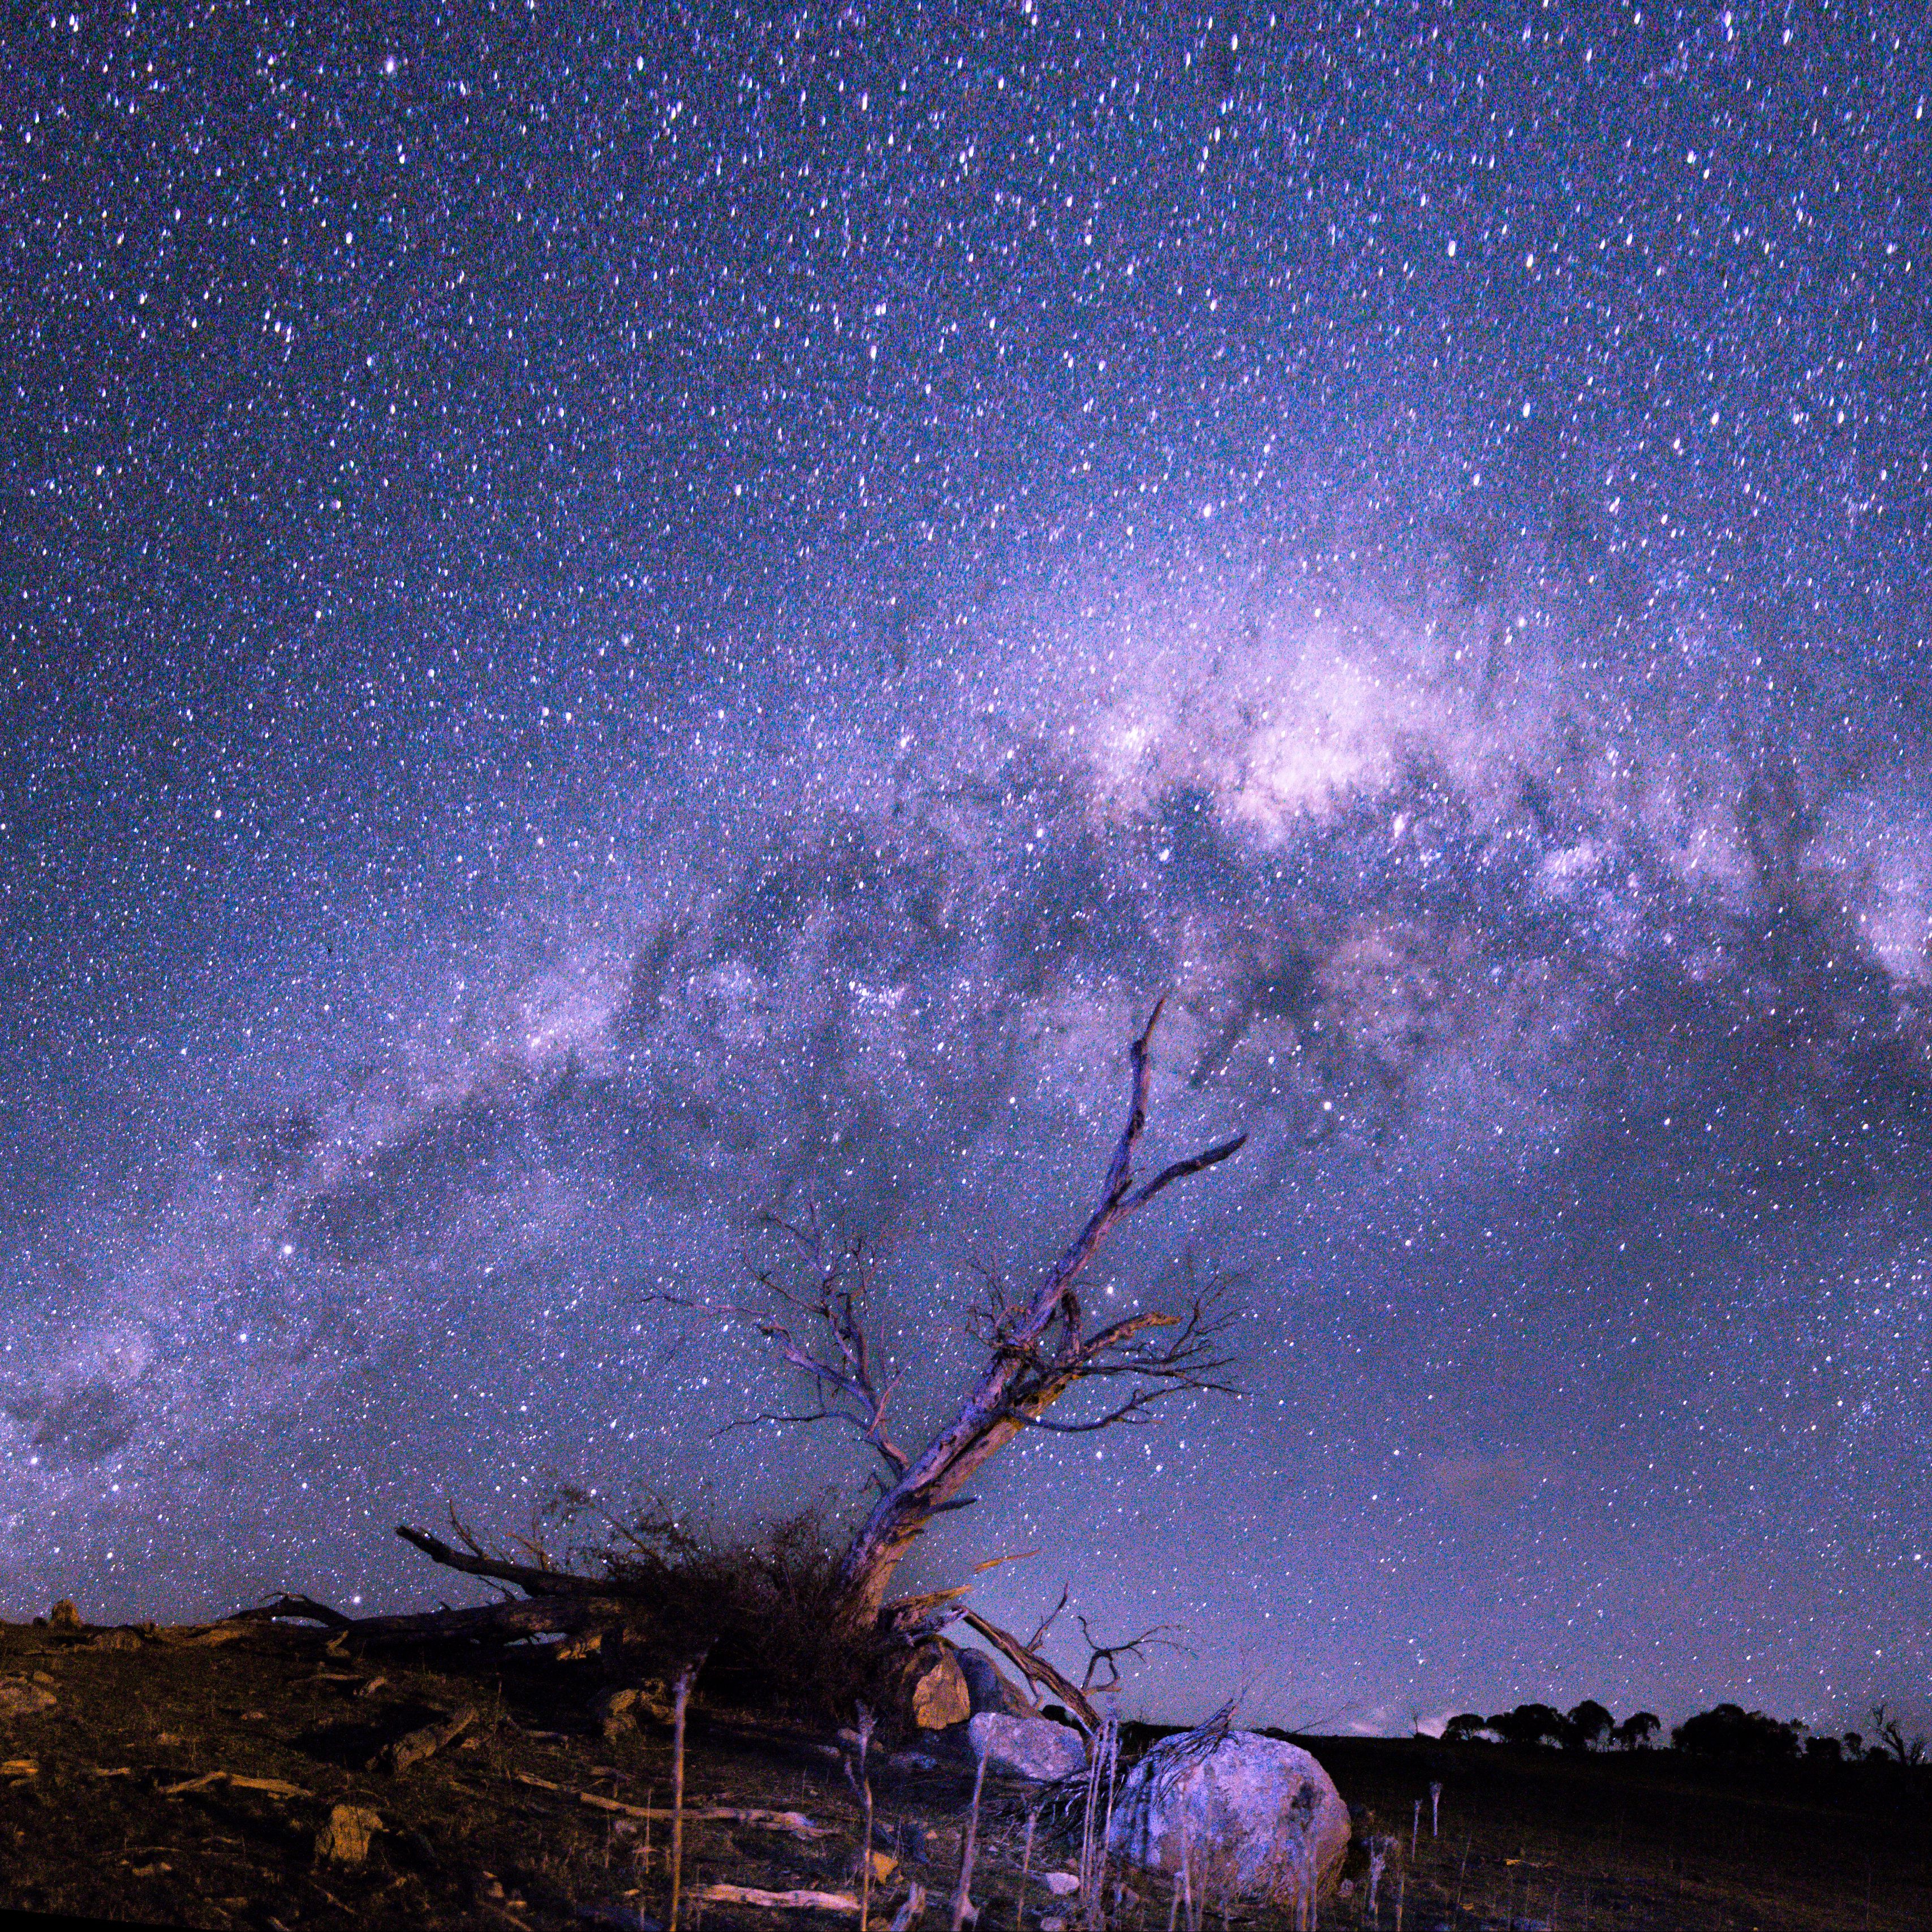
[[1868, 1702, 1928, 1767], [1565, 1698, 1613, 1751], [1671, 1703, 1801, 1762], [1442, 1712, 1491, 1744], [1612, 1710, 1661, 1750], [1487, 1703, 1570, 1749]]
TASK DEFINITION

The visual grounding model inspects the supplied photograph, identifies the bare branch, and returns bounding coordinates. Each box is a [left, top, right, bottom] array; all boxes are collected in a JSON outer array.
[[1026, 1586, 1070, 1654], [959, 1607, 1101, 1732], [1073, 1614, 1191, 1693], [656, 1241, 914, 1478], [395, 1524, 606, 1598], [1126, 1134, 1249, 1211]]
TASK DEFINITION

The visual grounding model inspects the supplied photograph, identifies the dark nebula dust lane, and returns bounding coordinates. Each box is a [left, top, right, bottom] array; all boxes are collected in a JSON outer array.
[[1, 4, 1928, 1731]]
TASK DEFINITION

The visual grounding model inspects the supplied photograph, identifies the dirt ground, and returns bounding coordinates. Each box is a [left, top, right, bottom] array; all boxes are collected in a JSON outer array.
[[0, 1616, 1926, 1932]]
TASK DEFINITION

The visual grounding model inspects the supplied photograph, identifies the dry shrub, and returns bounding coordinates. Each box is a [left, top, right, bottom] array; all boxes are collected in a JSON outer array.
[[543, 1488, 896, 1714]]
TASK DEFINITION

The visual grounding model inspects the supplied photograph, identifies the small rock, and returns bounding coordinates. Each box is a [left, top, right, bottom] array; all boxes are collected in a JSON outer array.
[[315, 1804, 383, 1864], [1042, 1872, 1080, 1897], [1040, 1918, 1067, 1931], [0, 1677, 57, 1719], [967, 1713, 1087, 1782], [89, 1629, 143, 1652], [593, 1686, 653, 1741]]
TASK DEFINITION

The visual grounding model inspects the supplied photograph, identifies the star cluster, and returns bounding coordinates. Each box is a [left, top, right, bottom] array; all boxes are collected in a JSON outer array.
[[1, 3, 1928, 1732]]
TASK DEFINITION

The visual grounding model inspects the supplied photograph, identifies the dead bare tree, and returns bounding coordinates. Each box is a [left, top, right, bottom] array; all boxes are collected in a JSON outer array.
[[735, 997, 1244, 1621], [245, 999, 1243, 1662]]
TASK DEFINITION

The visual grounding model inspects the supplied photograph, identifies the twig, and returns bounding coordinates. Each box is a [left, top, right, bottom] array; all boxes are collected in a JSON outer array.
[[858, 1705, 877, 1932], [1016, 1808, 1038, 1932], [951, 1753, 988, 1932], [669, 1655, 706, 1932]]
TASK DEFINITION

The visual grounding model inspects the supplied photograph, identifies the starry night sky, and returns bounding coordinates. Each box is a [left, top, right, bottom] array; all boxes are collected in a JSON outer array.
[[1, 3, 1929, 1735]]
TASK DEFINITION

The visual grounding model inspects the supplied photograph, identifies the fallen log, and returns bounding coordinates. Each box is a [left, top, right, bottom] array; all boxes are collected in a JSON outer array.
[[509, 1772, 832, 1838], [233, 1594, 352, 1630], [159, 1770, 311, 1798], [151, 1623, 247, 1647], [694, 1885, 862, 1914], [237, 1591, 639, 1649]]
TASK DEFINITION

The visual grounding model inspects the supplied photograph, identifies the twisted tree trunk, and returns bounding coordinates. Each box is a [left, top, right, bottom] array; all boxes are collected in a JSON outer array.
[[832, 1000, 1242, 1621]]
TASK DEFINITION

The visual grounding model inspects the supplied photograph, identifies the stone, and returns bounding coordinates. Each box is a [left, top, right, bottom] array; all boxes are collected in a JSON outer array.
[[593, 1680, 673, 1739], [594, 1686, 639, 1740], [315, 1804, 384, 1864], [47, 1600, 80, 1632], [955, 1647, 1036, 1718], [1042, 1871, 1081, 1896], [373, 1706, 475, 1773], [89, 1629, 143, 1652], [0, 1677, 57, 1719], [967, 1712, 1086, 1782], [902, 1643, 971, 1730], [1105, 1729, 1349, 1911]]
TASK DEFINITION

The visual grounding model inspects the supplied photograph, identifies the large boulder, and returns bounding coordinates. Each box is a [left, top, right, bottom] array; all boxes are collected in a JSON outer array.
[[969, 1712, 1087, 1781], [898, 1642, 971, 1730], [1106, 1729, 1349, 1912], [956, 1647, 1037, 1718]]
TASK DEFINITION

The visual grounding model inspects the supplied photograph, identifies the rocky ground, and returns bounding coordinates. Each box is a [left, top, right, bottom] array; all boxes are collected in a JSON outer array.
[[0, 1612, 1926, 1932]]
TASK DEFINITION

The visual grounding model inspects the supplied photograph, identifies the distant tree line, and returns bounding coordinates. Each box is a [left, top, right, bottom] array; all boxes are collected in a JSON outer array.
[[1440, 1699, 1927, 1768]]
